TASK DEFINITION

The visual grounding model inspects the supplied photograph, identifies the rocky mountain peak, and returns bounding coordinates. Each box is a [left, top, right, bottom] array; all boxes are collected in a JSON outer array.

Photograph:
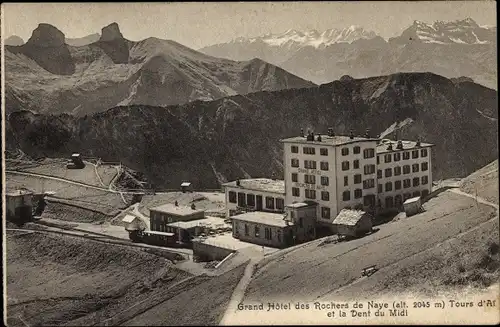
[[26, 23, 66, 47], [99, 22, 124, 42]]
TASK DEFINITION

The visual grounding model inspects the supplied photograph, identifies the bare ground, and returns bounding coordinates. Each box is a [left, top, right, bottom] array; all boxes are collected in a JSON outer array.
[[460, 160, 498, 204], [6, 158, 118, 188], [123, 263, 247, 326], [244, 190, 498, 302], [6, 231, 191, 326]]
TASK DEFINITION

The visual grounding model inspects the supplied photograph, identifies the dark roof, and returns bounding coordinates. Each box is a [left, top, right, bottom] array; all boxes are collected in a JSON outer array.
[[333, 209, 371, 226], [281, 135, 379, 146], [376, 139, 434, 154], [222, 178, 285, 194]]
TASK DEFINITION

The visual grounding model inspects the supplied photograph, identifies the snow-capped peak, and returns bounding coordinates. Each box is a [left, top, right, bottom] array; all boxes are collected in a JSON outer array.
[[230, 26, 379, 49], [399, 18, 495, 45]]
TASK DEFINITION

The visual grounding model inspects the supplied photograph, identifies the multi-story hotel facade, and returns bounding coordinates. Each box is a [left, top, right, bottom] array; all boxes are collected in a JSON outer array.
[[376, 139, 433, 211], [282, 129, 434, 227]]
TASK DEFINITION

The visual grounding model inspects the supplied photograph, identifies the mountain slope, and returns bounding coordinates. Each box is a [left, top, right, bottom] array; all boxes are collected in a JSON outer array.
[[66, 33, 100, 46], [200, 19, 497, 89], [4, 23, 315, 116], [5, 35, 25, 46], [6, 73, 498, 189]]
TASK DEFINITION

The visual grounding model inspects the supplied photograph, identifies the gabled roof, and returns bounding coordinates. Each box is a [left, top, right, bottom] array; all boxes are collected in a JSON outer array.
[[122, 215, 139, 223], [404, 196, 421, 204], [150, 203, 205, 216], [222, 178, 285, 194], [333, 209, 370, 226]]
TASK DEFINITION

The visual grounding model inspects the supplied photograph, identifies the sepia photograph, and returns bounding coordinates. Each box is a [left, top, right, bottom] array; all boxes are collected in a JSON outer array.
[[1, 1, 498, 325]]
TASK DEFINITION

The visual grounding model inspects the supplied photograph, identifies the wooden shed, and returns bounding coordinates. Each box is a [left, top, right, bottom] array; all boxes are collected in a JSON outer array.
[[6, 189, 34, 224], [403, 197, 423, 217], [333, 209, 373, 238], [180, 182, 193, 193]]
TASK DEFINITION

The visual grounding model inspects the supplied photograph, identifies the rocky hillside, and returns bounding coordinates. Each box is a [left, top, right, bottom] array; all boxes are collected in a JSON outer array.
[[200, 19, 497, 89], [6, 72, 498, 189], [4, 23, 315, 116]]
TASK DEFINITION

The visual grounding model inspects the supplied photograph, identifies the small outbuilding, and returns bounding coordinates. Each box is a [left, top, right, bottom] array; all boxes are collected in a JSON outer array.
[[180, 182, 193, 193], [333, 209, 373, 238], [403, 196, 423, 217], [6, 189, 34, 224], [67, 153, 85, 169]]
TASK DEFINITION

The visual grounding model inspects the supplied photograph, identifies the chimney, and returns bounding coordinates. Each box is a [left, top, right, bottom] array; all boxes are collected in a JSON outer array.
[[365, 129, 370, 138], [236, 179, 241, 186], [396, 140, 403, 150], [349, 130, 354, 140], [300, 128, 304, 137], [191, 203, 196, 210], [311, 131, 315, 141], [174, 200, 179, 206], [416, 138, 421, 147], [317, 133, 322, 142]]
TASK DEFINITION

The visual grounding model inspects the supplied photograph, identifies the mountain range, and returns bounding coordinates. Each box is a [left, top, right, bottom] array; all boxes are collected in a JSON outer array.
[[4, 23, 315, 116], [200, 18, 497, 89], [6, 72, 498, 189]]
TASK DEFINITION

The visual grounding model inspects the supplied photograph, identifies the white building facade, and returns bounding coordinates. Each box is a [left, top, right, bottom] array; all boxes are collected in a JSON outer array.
[[282, 132, 380, 227], [222, 179, 285, 217], [282, 131, 434, 227], [375, 139, 433, 211]]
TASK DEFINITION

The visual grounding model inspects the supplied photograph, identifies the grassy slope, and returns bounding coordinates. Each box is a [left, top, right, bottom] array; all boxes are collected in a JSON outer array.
[[460, 160, 498, 204], [245, 190, 497, 302], [6, 231, 191, 326], [123, 263, 246, 326], [6, 158, 118, 188]]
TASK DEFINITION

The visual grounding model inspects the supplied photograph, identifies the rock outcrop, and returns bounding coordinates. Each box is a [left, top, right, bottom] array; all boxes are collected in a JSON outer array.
[[26, 23, 66, 47], [99, 23, 124, 42], [6, 23, 75, 75]]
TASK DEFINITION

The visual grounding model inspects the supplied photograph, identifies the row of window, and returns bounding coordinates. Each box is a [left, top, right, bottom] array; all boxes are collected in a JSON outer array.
[[378, 148, 428, 164], [377, 162, 429, 178], [378, 176, 429, 193], [228, 191, 285, 210], [291, 145, 376, 159], [293, 173, 371, 187], [243, 224, 281, 241]]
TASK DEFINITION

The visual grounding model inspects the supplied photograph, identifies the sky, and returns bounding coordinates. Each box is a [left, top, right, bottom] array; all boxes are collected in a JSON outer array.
[[2, 1, 497, 49]]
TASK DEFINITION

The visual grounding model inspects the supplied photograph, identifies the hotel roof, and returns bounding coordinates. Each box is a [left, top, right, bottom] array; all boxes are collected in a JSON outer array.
[[222, 178, 285, 195], [280, 135, 379, 146], [167, 216, 230, 230], [376, 139, 434, 154], [149, 203, 205, 216], [230, 211, 293, 228]]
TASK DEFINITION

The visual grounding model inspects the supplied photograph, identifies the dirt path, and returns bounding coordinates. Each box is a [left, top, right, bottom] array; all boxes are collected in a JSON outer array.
[[219, 248, 264, 325], [6, 170, 115, 192], [450, 188, 499, 210]]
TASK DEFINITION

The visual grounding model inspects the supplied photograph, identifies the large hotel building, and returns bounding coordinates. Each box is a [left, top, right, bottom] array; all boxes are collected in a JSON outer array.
[[282, 129, 433, 228]]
